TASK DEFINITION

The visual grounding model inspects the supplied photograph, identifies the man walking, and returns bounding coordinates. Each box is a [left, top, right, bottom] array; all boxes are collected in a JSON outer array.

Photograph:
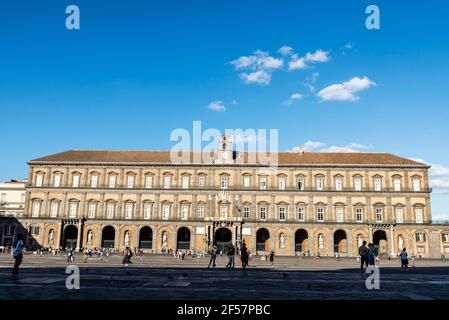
[[400, 248, 409, 271], [240, 243, 249, 270], [226, 245, 235, 269], [12, 233, 25, 275], [358, 241, 368, 273], [207, 245, 217, 269]]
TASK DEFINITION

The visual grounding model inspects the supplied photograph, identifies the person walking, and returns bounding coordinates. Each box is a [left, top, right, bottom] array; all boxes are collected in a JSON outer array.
[[358, 241, 369, 273], [207, 245, 217, 269], [399, 248, 409, 271], [240, 243, 249, 270], [367, 243, 376, 267], [226, 245, 235, 269], [269, 251, 275, 266], [12, 233, 25, 275]]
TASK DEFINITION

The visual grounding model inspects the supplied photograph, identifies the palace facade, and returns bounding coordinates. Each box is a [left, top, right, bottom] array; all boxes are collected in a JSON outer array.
[[2, 137, 449, 257]]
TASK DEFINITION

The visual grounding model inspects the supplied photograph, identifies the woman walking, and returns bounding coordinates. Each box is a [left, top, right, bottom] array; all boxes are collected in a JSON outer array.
[[12, 233, 25, 275]]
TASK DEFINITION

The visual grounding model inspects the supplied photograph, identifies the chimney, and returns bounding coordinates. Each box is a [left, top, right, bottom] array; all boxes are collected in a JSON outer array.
[[298, 146, 305, 155]]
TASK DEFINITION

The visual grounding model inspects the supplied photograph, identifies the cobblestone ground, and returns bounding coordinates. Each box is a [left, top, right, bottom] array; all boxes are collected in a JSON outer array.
[[1, 253, 448, 300]]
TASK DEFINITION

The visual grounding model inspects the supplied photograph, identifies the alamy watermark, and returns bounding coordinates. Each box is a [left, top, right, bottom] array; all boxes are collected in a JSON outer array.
[[365, 265, 380, 290], [65, 265, 80, 290]]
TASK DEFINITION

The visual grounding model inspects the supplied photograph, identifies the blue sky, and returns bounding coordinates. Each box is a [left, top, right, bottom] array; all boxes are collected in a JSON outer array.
[[0, 0, 448, 218]]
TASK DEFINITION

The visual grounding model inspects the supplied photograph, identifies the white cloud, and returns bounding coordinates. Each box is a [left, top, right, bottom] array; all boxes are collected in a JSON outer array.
[[283, 93, 304, 106], [290, 141, 370, 153], [288, 55, 307, 71], [305, 49, 330, 63], [207, 101, 226, 112], [411, 159, 449, 194], [303, 72, 320, 92], [317, 76, 376, 101], [344, 42, 353, 49], [278, 46, 294, 56], [240, 70, 271, 85]]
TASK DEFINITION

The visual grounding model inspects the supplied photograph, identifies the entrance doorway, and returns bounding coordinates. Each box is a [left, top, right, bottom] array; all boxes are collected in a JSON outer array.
[[139, 227, 153, 249], [256, 228, 270, 253], [177, 227, 190, 250], [373, 230, 388, 256], [334, 230, 347, 253], [101, 226, 115, 248], [295, 229, 308, 253], [63, 225, 78, 249], [215, 228, 232, 252]]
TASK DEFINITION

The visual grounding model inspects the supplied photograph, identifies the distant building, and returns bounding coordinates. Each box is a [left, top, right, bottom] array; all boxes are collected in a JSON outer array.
[[0, 179, 27, 246]]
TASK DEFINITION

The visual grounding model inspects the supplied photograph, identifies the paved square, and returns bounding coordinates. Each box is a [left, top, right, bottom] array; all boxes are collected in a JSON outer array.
[[1, 253, 449, 300]]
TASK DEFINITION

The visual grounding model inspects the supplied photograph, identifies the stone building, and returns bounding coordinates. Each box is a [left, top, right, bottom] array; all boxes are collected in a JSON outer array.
[[2, 137, 449, 257]]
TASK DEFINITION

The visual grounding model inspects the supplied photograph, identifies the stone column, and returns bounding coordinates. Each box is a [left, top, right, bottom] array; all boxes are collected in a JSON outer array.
[[270, 195, 275, 220], [136, 193, 142, 219], [42, 192, 50, 218], [369, 226, 373, 243], [56, 221, 63, 249], [155, 193, 160, 219], [96, 224, 102, 248], [347, 231, 353, 257], [76, 220, 83, 251], [289, 195, 294, 221], [389, 225, 396, 257], [307, 195, 313, 222]]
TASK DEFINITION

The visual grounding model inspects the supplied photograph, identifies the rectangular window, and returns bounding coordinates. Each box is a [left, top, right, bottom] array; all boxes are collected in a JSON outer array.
[[316, 177, 324, 191], [416, 232, 426, 242], [54, 174, 61, 187], [1, 193, 6, 202], [278, 177, 285, 190], [162, 204, 170, 220], [29, 226, 40, 236], [88, 203, 96, 219], [198, 176, 206, 187], [197, 205, 205, 218], [336, 207, 344, 222], [36, 174, 43, 187], [127, 175, 135, 188], [375, 208, 383, 222], [415, 208, 423, 224], [259, 207, 267, 221], [69, 202, 78, 218], [317, 208, 324, 222], [21, 193, 25, 203], [335, 177, 342, 191], [50, 202, 59, 218], [298, 177, 305, 190], [374, 178, 382, 191], [182, 176, 189, 189], [145, 175, 153, 188], [91, 175, 98, 188], [32, 201, 40, 217], [125, 203, 133, 219], [395, 207, 404, 223], [243, 176, 250, 188], [413, 178, 421, 192], [220, 176, 228, 189], [109, 175, 116, 188], [243, 206, 250, 219], [394, 179, 401, 191], [354, 178, 362, 191], [72, 175, 80, 188], [220, 206, 228, 219], [163, 176, 171, 189], [106, 203, 115, 219], [259, 177, 267, 190], [298, 207, 305, 221], [355, 208, 363, 222], [143, 203, 152, 220], [181, 205, 189, 220], [278, 207, 286, 221]]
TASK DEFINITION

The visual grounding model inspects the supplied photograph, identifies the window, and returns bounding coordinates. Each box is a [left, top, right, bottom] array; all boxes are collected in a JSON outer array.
[[29, 226, 40, 236], [106, 203, 115, 219], [197, 205, 205, 218], [50, 201, 59, 218], [297, 177, 305, 190], [54, 173, 62, 187], [413, 178, 421, 192], [36, 173, 44, 187], [335, 177, 342, 191], [72, 174, 80, 188], [69, 202, 78, 218], [109, 175, 116, 188], [336, 207, 344, 222], [298, 207, 305, 221], [354, 177, 362, 191], [126, 175, 135, 188], [32, 200, 41, 217], [317, 208, 324, 222], [259, 176, 267, 190], [1, 193, 5, 202], [182, 176, 189, 189], [198, 175, 206, 187], [220, 176, 228, 189], [163, 176, 171, 189], [279, 207, 286, 221], [393, 178, 401, 191], [415, 208, 423, 224], [416, 232, 426, 243], [375, 208, 383, 222], [259, 207, 267, 221], [181, 205, 189, 220], [143, 202, 152, 220], [316, 177, 324, 191], [144, 175, 153, 188], [395, 207, 404, 223], [355, 208, 363, 222], [162, 204, 170, 220], [91, 174, 98, 188], [220, 206, 228, 219], [442, 233, 449, 243], [21, 193, 25, 203], [278, 177, 286, 190], [125, 203, 134, 219], [88, 202, 97, 219], [374, 177, 382, 191], [243, 206, 250, 219], [243, 176, 250, 188]]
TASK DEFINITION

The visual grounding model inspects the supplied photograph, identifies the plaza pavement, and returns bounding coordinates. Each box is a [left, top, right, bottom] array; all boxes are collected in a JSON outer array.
[[0, 253, 448, 300]]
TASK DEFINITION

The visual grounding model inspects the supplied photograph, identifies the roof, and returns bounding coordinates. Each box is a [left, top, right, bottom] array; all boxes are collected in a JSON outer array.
[[28, 150, 427, 167]]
